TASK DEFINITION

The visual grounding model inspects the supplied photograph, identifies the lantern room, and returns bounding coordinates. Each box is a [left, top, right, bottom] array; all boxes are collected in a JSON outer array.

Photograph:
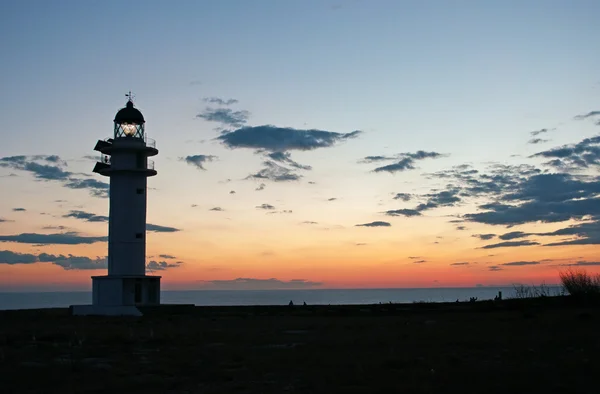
[[113, 94, 145, 139]]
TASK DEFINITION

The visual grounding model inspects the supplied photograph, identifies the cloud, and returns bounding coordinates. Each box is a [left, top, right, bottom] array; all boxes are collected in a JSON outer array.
[[327, 198, 337, 202], [530, 135, 600, 170], [566, 261, 600, 266], [246, 160, 302, 182], [146, 224, 180, 233], [359, 155, 396, 163], [255, 183, 266, 191], [198, 277, 322, 290], [301, 221, 318, 225], [393, 193, 412, 201], [230, 190, 236, 194], [415, 188, 462, 211], [367, 151, 444, 174], [39, 253, 108, 270], [183, 155, 218, 170], [530, 128, 551, 136], [464, 172, 600, 226], [450, 262, 470, 266], [573, 110, 600, 123], [62, 210, 180, 232], [210, 207, 224, 211], [63, 179, 109, 198], [384, 209, 422, 217], [268, 209, 293, 215], [0, 250, 107, 269], [256, 203, 276, 210], [64, 210, 108, 222], [355, 221, 391, 227], [473, 234, 496, 240], [218, 125, 361, 152], [196, 107, 250, 128], [159, 254, 176, 259], [216, 126, 357, 182], [528, 138, 549, 145], [1, 250, 183, 271], [0, 232, 107, 245], [480, 240, 539, 249], [500, 261, 540, 266], [0, 155, 109, 198], [12, 208, 26, 212], [0, 250, 38, 264], [266, 151, 312, 170], [203, 97, 239, 106], [412, 259, 427, 264], [498, 231, 530, 240], [42, 225, 67, 230], [146, 260, 183, 271], [373, 158, 415, 173], [488, 266, 503, 271]]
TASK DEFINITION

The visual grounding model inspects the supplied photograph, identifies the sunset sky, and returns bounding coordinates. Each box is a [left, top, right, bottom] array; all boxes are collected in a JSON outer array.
[[1, 0, 600, 291]]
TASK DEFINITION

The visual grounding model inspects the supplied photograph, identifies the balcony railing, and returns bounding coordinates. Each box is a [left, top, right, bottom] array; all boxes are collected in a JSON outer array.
[[148, 159, 155, 170], [145, 136, 156, 148]]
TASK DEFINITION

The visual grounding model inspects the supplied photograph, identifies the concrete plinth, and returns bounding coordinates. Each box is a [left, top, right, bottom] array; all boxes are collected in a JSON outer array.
[[69, 275, 162, 316], [70, 305, 143, 316]]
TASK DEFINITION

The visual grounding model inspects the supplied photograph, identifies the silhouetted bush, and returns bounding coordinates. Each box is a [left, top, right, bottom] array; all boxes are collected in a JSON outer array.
[[512, 282, 562, 299], [559, 269, 600, 299]]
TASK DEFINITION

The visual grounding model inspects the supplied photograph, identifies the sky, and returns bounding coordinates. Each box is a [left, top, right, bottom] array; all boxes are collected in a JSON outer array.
[[1, 0, 600, 292]]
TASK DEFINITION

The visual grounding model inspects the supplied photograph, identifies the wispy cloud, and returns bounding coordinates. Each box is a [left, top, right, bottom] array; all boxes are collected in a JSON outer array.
[[393, 193, 412, 201], [147, 260, 183, 271], [355, 221, 391, 227], [203, 97, 239, 106], [246, 160, 302, 182], [0, 155, 108, 198], [528, 138, 549, 145], [480, 240, 539, 249], [472, 234, 496, 240], [1, 250, 183, 271], [384, 209, 422, 217], [0, 232, 107, 245], [196, 107, 250, 128], [500, 261, 540, 266], [219, 125, 361, 152], [183, 155, 218, 170], [360, 151, 445, 174], [198, 277, 322, 290]]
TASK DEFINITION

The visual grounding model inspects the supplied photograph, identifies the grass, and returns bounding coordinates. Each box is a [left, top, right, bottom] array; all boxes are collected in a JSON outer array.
[[2, 271, 600, 393], [1, 299, 599, 394], [559, 268, 600, 299]]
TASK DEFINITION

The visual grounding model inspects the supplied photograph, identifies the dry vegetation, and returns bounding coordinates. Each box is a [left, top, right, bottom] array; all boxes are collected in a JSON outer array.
[[1, 297, 599, 394]]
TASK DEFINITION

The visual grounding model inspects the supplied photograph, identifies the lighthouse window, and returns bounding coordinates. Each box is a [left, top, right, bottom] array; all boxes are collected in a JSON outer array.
[[135, 233, 144, 239], [136, 188, 144, 194]]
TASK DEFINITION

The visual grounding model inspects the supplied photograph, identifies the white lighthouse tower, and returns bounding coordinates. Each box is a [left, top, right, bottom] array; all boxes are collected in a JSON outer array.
[[71, 94, 161, 316]]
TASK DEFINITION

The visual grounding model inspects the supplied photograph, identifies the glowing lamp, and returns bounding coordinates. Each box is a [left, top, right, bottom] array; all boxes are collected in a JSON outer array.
[[113, 93, 145, 139]]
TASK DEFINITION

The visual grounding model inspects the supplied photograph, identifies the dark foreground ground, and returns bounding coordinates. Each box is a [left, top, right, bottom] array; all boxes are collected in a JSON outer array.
[[1, 297, 599, 394]]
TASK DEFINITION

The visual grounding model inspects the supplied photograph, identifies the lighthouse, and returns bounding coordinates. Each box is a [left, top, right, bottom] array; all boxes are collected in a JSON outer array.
[[71, 94, 161, 316]]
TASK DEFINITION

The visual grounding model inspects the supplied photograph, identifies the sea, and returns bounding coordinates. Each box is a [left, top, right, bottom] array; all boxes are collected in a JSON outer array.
[[0, 286, 563, 310]]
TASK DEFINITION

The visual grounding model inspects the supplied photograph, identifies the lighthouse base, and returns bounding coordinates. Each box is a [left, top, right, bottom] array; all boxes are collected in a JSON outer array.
[[70, 275, 161, 316]]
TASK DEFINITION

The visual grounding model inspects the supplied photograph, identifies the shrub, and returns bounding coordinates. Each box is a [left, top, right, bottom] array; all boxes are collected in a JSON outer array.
[[559, 269, 600, 298], [512, 282, 561, 299]]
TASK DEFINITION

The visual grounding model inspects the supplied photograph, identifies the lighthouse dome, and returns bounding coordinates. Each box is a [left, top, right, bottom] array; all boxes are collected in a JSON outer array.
[[114, 100, 145, 125]]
